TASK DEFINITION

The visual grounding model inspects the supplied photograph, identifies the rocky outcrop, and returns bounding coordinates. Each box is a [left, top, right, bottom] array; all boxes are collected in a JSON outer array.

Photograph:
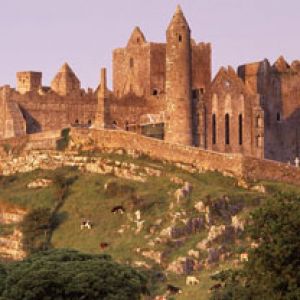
[[0, 204, 26, 225], [0, 151, 163, 183], [167, 257, 195, 275], [27, 178, 53, 189], [0, 204, 26, 261], [0, 229, 26, 261]]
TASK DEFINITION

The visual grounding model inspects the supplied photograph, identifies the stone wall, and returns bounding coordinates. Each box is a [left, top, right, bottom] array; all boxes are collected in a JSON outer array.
[[71, 128, 244, 178], [70, 128, 300, 186], [242, 156, 300, 186], [238, 57, 300, 162], [204, 67, 264, 159]]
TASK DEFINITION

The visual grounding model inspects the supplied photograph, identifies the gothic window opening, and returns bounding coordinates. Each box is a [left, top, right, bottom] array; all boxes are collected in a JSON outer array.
[[88, 120, 92, 126], [238, 114, 243, 145], [75, 119, 79, 125], [178, 34, 182, 42], [225, 113, 230, 145], [212, 114, 216, 145]]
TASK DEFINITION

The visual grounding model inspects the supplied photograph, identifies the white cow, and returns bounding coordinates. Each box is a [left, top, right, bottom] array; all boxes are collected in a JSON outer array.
[[186, 276, 200, 285]]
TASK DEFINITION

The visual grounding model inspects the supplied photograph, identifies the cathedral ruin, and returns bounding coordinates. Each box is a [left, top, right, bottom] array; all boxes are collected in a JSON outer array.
[[1, 5, 300, 163]]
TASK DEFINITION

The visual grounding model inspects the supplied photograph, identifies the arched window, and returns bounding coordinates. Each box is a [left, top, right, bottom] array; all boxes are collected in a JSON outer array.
[[88, 120, 92, 126], [238, 114, 243, 145], [212, 114, 216, 145], [75, 119, 79, 125], [178, 34, 182, 42], [225, 113, 230, 145]]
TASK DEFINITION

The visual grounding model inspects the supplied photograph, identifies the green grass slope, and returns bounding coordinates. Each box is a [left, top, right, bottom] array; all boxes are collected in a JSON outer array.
[[1, 152, 300, 299]]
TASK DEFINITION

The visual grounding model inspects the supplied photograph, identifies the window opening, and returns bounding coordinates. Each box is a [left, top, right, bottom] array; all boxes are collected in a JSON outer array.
[[225, 113, 230, 145]]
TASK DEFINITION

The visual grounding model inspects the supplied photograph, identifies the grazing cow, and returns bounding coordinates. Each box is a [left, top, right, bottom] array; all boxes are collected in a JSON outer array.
[[183, 181, 193, 194], [174, 182, 193, 203], [186, 276, 200, 285], [99, 242, 109, 250], [240, 252, 249, 262], [174, 188, 187, 203], [135, 210, 141, 221], [167, 284, 182, 294], [80, 219, 92, 230], [111, 205, 125, 214]]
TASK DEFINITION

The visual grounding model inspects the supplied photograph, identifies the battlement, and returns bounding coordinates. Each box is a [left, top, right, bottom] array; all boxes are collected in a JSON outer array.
[[16, 71, 42, 94]]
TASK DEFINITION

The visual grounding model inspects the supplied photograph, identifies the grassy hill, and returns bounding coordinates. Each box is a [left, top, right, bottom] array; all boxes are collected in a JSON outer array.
[[1, 151, 300, 299]]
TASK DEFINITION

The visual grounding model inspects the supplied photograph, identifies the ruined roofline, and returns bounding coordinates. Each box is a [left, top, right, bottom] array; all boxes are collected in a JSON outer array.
[[237, 56, 300, 76], [211, 65, 256, 95], [16, 71, 42, 75]]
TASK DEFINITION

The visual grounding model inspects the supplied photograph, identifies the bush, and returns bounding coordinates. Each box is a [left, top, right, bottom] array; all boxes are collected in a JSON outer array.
[[210, 192, 300, 300], [20, 208, 54, 254], [0, 249, 148, 300], [56, 128, 70, 151]]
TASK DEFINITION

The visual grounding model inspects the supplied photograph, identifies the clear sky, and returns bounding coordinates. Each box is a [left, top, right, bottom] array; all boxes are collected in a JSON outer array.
[[0, 0, 299, 89]]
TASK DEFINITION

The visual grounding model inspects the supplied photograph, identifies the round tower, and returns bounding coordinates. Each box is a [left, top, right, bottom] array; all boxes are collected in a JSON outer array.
[[164, 5, 193, 146]]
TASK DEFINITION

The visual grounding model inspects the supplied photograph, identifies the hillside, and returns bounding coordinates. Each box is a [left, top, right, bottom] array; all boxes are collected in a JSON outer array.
[[1, 150, 300, 299]]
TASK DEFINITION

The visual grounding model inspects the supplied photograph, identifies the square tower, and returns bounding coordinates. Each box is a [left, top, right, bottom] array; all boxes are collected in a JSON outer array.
[[16, 71, 42, 94]]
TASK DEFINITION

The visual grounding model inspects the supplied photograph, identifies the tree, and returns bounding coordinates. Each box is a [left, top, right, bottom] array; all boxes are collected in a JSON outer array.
[[211, 192, 300, 300], [1, 249, 148, 300], [20, 208, 54, 254]]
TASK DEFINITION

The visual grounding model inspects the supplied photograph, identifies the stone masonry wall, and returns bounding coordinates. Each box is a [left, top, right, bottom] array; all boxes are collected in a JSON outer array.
[[71, 128, 300, 186]]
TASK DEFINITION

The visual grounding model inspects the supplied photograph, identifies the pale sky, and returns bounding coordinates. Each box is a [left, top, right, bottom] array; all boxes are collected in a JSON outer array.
[[0, 0, 299, 89]]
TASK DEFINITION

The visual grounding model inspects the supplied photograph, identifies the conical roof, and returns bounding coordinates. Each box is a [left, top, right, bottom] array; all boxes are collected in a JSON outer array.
[[167, 5, 190, 30]]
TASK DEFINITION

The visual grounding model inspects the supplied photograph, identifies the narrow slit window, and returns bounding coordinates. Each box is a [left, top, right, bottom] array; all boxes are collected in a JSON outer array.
[[212, 114, 216, 145], [238, 114, 243, 145], [277, 112, 281, 122], [225, 113, 230, 145], [130, 58, 134, 68], [178, 34, 182, 42]]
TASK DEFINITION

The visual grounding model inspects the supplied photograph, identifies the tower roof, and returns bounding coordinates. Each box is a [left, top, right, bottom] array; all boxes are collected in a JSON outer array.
[[51, 62, 80, 95], [167, 5, 190, 30], [59, 62, 75, 74]]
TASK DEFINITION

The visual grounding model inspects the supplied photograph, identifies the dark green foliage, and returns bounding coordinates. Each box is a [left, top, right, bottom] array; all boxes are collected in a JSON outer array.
[[56, 128, 70, 151], [210, 193, 300, 300], [0, 249, 148, 300], [0, 176, 17, 188], [20, 208, 54, 254], [0, 264, 7, 295]]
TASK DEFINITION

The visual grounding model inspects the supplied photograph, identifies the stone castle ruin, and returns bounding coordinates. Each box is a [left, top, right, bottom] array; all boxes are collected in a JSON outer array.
[[1, 5, 300, 163]]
